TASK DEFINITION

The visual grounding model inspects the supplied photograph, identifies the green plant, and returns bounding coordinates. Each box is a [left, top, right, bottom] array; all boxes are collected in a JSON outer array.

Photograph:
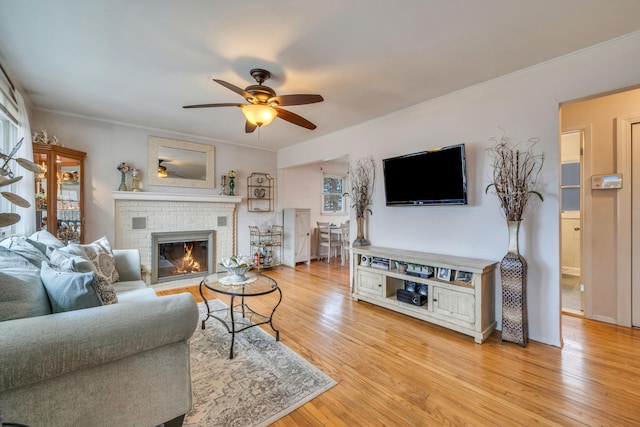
[[485, 133, 544, 221], [344, 156, 375, 218]]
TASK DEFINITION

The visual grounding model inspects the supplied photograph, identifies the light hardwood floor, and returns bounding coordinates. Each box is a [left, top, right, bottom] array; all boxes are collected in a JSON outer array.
[[157, 259, 640, 426]]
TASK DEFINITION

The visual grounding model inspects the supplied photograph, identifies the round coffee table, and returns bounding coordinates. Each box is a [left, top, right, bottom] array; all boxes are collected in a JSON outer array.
[[199, 272, 282, 359]]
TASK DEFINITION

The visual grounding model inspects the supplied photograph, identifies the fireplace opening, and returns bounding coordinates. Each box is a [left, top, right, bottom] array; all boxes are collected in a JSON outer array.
[[151, 230, 215, 284]]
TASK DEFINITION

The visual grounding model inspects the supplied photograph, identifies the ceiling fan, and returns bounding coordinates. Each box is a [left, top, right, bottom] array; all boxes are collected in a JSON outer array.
[[183, 68, 324, 133]]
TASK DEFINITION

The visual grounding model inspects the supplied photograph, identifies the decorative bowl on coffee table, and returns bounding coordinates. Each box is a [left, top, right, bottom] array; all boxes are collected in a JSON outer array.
[[221, 256, 253, 282]]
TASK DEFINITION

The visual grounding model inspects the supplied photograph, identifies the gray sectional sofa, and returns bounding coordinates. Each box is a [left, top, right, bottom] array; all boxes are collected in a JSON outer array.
[[0, 234, 199, 427]]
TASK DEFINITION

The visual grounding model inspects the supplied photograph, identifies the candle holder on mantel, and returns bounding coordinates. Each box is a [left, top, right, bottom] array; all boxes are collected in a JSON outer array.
[[220, 175, 228, 195], [228, 170, 236, 196], [131, 169, 143, 192]]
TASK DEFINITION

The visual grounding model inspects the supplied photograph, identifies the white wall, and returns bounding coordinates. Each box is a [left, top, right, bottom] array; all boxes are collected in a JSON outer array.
[[278, 32, 640, 347], [30, 110, 278, 255]]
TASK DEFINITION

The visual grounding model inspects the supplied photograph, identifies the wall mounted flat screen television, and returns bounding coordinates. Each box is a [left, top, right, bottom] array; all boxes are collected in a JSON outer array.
[[383, 144, 468, 206]]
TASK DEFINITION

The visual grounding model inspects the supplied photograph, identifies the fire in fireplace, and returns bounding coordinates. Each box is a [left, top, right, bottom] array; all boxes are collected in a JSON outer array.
[[176, 243, 200, 273], [151, 230, 215, 284]]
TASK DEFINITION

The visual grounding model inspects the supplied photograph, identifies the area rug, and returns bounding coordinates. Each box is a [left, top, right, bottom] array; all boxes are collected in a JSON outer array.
[[184, 301, 337, 427]]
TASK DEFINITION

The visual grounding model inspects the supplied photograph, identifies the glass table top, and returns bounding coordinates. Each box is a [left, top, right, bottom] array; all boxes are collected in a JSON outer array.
[[202, 272, 278, 296]]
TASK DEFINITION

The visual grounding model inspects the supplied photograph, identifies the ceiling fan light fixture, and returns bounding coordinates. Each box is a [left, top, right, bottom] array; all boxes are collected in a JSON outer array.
[[242, 104, 276, 127]]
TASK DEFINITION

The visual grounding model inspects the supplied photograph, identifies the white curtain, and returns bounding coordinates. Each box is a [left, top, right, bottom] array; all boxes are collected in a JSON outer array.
[[14, 89, 35, 236]]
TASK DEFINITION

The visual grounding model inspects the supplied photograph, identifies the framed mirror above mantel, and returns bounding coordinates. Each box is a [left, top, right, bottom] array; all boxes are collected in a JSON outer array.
[[147, 136, 215, 188]]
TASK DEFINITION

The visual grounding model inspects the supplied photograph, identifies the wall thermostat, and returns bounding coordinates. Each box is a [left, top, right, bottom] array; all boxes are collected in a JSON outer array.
[[591, 174, 622, 189]]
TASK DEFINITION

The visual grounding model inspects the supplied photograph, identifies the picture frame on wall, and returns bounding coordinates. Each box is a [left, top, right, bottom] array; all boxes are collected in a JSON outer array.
[[437, 267, 454, 281]]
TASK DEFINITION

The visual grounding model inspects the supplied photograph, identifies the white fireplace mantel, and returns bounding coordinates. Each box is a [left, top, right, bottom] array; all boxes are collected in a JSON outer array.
[[112, 191, 242, 203], [113, 191, 241, 285]]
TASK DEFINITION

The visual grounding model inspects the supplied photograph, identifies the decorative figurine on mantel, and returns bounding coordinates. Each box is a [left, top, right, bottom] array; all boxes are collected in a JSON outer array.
[[228, 170, 236, 196], [117, 162, 131, 191]]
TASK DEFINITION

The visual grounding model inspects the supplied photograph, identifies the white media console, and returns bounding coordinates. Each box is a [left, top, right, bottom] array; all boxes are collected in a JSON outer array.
[[351, 246, 498, 343]]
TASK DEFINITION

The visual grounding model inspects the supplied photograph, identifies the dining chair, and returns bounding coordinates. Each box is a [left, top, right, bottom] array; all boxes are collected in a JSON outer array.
[[317, 221, 341, 262]]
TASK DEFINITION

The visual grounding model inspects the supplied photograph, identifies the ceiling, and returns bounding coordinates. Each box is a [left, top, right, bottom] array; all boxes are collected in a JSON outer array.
[[1, 1, 640, 151]]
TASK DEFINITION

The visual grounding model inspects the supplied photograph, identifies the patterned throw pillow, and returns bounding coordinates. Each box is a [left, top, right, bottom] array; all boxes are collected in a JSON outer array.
[[73, 236, 120, 284], [92, 274, 118, 305]]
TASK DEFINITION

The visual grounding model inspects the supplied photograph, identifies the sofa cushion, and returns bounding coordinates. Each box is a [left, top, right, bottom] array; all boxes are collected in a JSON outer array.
[[0, 235, 49, 267], [112, 279, 148, 294], [115, 287, 157, 303], [29, 230, 66, 256], [40, 263, 102, 313], [0, 246, 52, 321]]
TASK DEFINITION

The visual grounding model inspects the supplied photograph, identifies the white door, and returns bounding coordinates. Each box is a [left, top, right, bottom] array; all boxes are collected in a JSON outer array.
[[632, 123, 640, 326], [294, 209, 310, 263], [560, 131, 584, 313]]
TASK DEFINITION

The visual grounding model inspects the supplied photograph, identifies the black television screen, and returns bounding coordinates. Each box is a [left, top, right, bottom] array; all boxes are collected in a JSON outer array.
[[383, 144, 467, 206]]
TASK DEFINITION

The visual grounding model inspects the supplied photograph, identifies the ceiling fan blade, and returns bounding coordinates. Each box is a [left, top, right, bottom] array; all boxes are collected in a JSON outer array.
[[274, 107, 317, 130], [182, 103, 244, 109], [245, 121, 257, 133], [213, 79, 256, 102], [268, 94, 324, 106]]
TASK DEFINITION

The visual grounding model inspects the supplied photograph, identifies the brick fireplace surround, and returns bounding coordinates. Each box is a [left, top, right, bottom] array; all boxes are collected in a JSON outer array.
[[113, 191, 242, 285]]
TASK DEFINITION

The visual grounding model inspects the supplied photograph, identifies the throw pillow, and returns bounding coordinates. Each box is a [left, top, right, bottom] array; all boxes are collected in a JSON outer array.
[[0, 236, 50, 267], [73, 236, 120, 284], [49, 246, 95, 273], [40, 262, 102, 313], [92, 274, 118, 306], [29, 230, 66, 256], [0, 247, 52, 321]]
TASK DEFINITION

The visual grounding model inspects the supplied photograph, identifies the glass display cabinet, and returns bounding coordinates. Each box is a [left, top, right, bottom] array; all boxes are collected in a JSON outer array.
[[32, 144, 86, 244]]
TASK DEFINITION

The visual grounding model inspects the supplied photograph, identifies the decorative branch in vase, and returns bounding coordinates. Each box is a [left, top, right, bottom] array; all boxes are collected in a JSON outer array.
[[485, 134, 544, 222], [0, 138, 45, 227], [344, 156, 375, 247], [485, 131, 544, 347]]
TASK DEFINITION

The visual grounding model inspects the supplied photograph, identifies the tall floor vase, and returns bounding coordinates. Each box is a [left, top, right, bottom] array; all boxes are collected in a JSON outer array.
[[500, 220, 528, 347], [352, 216, 370, 247]]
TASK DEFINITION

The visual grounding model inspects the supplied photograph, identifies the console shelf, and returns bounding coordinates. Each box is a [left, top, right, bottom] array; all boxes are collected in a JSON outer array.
[[351, 246, 497, 343], [249, 225, 283, 270]]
